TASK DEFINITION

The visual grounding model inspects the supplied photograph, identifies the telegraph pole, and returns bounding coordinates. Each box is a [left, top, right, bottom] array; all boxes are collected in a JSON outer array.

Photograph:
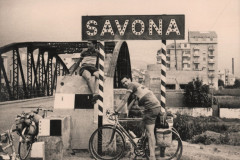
[[174, 40, 177, 70]]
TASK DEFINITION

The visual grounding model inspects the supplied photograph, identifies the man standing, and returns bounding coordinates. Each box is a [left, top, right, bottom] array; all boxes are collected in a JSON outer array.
[[114, 76, 166, 160], [70, 40, 100, 104]]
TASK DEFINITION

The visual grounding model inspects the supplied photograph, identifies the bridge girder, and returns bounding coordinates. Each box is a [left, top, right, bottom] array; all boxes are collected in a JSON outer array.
[[0, 42, 89, 101]]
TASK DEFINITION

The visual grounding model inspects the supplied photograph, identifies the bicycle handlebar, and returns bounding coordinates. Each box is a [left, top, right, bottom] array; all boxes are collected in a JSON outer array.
[[106, 109, 118, 122]]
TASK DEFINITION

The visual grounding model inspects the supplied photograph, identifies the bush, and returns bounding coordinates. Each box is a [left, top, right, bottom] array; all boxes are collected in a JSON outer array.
[[184, 78, 217, 107], [173, 114, 238, 141], [190, 131, 238, 145]]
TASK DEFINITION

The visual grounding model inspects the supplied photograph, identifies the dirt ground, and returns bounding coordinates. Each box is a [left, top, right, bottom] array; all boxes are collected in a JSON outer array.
[[180, 141, 240, 160], [63, 141, 240, 160]]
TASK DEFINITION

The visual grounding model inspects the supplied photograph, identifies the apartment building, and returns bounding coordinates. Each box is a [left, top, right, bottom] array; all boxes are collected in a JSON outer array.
[[166, 31, 218, 89]]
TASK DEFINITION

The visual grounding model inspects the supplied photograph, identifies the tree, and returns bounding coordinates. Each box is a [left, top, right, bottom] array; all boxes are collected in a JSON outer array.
[[233, 79, 240, 88], [218, 79, 224, 87], [184, 78, 216, 107]]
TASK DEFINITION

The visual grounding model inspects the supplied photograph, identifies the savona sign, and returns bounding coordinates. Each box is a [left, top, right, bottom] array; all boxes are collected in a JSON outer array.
[[82, 15, 185, 40]]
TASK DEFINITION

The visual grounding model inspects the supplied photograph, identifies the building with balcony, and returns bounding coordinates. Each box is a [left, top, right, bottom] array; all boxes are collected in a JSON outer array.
[[166, 31, 218, 89]]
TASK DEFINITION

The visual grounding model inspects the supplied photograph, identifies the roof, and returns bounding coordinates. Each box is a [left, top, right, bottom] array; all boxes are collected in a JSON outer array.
[[189, 31, 217, 38], [166, 42, 189, 49]]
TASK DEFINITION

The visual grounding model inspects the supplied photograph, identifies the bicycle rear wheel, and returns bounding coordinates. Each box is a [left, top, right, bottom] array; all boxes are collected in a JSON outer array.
[[144, 128, 183, 160], [89, 126, 125, 160]]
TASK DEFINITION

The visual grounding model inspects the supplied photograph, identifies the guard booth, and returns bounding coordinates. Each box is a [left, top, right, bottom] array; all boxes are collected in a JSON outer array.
[[53, 41, 132, 150]]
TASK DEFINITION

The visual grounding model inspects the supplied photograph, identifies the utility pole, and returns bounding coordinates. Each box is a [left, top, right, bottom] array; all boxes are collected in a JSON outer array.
[[232, 58, 234, 75], [174, 40, 177, 70]]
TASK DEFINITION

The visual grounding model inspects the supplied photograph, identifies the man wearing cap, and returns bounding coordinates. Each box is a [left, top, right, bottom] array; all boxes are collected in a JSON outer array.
[[70, 40, 100, 104]]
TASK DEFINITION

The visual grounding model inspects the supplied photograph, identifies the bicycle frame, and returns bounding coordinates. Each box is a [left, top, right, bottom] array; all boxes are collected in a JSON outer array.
[[106, 114, 143, 149], [0, 125, 19, 160]]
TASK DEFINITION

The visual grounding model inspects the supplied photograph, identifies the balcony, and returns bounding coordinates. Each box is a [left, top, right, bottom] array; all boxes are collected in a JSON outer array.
[[208, 74, 215, 78], [193, 60, 200, 63], [208, 53, 215, 57], [182, 52, 191, 57], [208, 59, 215, 63], [193, 46, 200, 50], [183, 67, 191, 70], [208, 67, 215, 71], [208, 45, 215, 51], [193, 68, 201, 71], [183, 60, 190, 64], [193, 53, 200, 57]]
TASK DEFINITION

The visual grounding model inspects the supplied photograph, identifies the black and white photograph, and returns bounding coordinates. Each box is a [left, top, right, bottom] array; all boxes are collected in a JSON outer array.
[[0, 0, 239, 159]]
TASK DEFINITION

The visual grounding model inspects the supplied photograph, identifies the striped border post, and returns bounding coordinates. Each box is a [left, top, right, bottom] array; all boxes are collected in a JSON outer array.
[[160, 40, 167, 157], [97, 42, 105, 154], [160, 40, 167, 109], [97, 42, 105, 122]]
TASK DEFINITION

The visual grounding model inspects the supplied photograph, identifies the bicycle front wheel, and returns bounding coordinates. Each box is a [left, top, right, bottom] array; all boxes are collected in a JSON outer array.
[[18, 141, 32, 160], [89, 126, 125, 160], [144, 128, 183, 160], [18, 127, 33, 160]]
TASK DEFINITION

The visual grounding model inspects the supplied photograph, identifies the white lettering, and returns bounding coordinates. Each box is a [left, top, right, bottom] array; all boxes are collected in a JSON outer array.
[[132, 20, 145, 35], [86, 20, 98, 36], [166, 19, 180, 35], [100, 20, 114, 36], [115, 20, 129, 36], [149, 19, 162, 35]]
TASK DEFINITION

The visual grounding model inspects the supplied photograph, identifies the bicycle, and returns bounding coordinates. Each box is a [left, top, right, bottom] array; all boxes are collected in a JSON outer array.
[[89, 109, 183, 160], [15, 107, 53, 160], [0, 125, 20, 160]]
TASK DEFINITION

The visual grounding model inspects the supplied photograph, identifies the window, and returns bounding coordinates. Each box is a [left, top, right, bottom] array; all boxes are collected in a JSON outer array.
[[195, 64, 199, 69], [167, 56, 170, 61], [210, 37, 213, 41], [50, 120, 62, 136], [166, 84, 175, 90], [203, 57, 206, 61], [75, 94, 94, 109], [184, 44, 187, 47]]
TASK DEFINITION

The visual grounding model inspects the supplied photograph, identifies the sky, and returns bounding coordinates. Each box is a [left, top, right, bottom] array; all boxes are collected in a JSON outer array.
[[0, 0, 239, 76]]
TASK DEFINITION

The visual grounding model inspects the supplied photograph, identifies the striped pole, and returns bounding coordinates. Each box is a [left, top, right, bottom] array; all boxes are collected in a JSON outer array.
[[160, 40, 167, 109], [97, 42, 105, 154], [97, 42, 105, 117], [159, 40, 167, 158]]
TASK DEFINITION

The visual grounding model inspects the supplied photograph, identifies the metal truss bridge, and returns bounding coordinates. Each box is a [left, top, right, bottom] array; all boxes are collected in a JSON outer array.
[[0, 41, 116, 102]]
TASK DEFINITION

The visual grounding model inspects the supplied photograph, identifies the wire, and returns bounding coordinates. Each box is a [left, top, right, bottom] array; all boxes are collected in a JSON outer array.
[[210, 0, 232, 30]]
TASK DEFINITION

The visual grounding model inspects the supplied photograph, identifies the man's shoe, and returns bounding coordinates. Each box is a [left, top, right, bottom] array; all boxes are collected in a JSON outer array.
[[92, 94, 100, 104]]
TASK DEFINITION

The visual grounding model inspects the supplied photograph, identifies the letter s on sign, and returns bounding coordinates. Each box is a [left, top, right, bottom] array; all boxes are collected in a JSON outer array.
[[86, 20, 98, 36]]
